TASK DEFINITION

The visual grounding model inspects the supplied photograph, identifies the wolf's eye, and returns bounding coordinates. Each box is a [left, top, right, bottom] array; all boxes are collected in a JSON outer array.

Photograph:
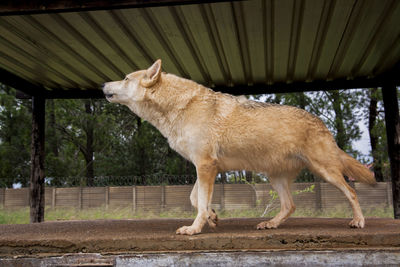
[[124, 77, 129, 81]]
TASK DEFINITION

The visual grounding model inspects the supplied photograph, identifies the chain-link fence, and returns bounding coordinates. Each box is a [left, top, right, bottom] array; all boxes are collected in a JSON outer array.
[[43, 172, 316, 188], [1, 171, 318, 188]]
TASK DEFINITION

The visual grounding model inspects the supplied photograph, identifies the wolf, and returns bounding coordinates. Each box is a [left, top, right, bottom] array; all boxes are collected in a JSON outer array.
[[103, 60, 375, 235]]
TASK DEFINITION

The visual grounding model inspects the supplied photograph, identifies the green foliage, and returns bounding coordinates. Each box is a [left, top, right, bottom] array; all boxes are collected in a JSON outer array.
[[261, 184, 315, 217], [0, 85, 31, 187], [303, 90, 364, 155], [361, 88, 390, 181]]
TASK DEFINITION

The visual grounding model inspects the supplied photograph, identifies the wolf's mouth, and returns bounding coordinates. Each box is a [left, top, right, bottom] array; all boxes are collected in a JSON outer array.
[[105, 93, 114, 99]]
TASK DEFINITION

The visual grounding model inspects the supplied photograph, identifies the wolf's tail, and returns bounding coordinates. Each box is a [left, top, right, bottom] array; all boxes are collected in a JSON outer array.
[[340, 150, 376, 184]]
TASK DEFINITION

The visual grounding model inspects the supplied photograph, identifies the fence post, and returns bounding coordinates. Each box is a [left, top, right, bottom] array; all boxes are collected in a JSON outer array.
[[52, 187, 56, 209], [252, 184, 257, 207], [132, 186, 136, 213], [387, 182, 393, 206], [315, 181, 322, 211], [161, 185, 165, 211], [0, 188, 5, 208], [105, 186, 109, 210], [221, 184, 225, 210], [78, 187, 82, 210]]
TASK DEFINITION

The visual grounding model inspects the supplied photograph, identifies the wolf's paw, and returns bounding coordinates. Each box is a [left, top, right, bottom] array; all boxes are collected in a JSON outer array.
[[176, 225, 201, 235], [349, 217, 365, 228], [256, 220, 280, 230], [207, 209, 218, 228]]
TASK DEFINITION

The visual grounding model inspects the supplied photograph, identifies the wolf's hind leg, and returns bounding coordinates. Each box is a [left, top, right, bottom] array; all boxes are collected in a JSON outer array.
[[207, 208, 218, 228], [190, 179, 218, 228], [176, 159, 217, 235], [257, 174, 297, 230], [310, 164, 365, 228]]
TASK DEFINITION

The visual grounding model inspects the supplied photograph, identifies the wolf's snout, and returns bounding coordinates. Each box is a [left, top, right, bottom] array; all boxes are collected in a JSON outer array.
[[103, 91, 114, 99], [102, 83, 114, 99]]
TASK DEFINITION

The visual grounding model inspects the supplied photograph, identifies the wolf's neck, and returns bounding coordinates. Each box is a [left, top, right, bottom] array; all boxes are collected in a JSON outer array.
[[127, 101, 169, 136], [128, 74, 211, 138]]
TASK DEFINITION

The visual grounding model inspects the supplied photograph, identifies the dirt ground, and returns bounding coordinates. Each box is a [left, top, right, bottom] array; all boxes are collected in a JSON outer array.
[[0, 217, 399, 256]]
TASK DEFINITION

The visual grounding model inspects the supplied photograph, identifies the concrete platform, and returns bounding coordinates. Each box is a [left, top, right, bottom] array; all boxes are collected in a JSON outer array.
[[0, 217, 399, 257], [3, 250, 400, 266]]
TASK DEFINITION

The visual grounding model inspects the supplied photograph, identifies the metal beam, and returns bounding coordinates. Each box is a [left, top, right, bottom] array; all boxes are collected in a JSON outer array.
[[43, 89, 105, 99], [382, 84, 400, 219], [13, 87, 105, 99], [6, 62, 400, 99], [30, 96, 45, 223], [213, 75, 400, 95], [0, 68, 47, 96], [0, 0, 237, 16], [14, 88, 105, 99], [22, 74, 400, 99]]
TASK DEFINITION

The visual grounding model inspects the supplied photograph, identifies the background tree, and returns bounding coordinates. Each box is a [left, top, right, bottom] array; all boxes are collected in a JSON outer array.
[[48, 99, 111, 186], [305, 90, 363, 155], [0, 85, 31, 187], [365, 88, 390, 181]]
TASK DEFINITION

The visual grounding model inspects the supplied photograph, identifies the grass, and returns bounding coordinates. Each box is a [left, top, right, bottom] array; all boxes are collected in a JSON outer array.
[[0, 204, 394, 225]]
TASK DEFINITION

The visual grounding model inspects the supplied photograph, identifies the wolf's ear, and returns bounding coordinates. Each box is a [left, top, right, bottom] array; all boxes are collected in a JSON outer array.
[[140, 59, 162, 87]]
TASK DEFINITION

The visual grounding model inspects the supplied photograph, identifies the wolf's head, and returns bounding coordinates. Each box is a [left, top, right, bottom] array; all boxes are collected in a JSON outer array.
[[103, 59, 162, 105]]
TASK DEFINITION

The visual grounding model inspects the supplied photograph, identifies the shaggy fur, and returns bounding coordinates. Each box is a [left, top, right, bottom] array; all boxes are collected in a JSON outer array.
[[103, 60, 375, 235]]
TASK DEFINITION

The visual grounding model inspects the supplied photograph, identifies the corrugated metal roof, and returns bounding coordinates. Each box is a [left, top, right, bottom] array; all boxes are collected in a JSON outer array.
[[0, 0, 400, 97]]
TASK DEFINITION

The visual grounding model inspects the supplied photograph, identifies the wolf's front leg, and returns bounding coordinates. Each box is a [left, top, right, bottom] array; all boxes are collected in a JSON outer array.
[[190, 180, 218, 228], [176, 160, 217, 235]]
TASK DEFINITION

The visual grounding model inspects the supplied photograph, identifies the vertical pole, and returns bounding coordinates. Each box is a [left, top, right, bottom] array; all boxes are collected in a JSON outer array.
[[161, 185, 165, 211], [52, 187, 56, 209], [315, 180, 322, 211], [30, 96, 45, 223], [387, 182, 393, 207], [252, 184, 257, 208], [382, 85, 400, 219], [132, 186, 136, 213], [221, 183, 225, 210], [78, 187, 82, 210], [105, 186, 109, 210], [0, 188, 5, 208]]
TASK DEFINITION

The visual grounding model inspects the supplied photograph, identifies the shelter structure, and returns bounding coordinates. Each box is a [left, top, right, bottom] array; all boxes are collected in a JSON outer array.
[[0, 0, 399, 222]]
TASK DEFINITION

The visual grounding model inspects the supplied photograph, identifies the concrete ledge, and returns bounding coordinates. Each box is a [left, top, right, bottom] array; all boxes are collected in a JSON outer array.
[[0, 218, 399, 256], [3, 250, 400, 266]]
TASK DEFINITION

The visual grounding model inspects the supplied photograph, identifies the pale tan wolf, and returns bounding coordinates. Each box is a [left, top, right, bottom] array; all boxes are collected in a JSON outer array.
[[103, 60, 375, 235]]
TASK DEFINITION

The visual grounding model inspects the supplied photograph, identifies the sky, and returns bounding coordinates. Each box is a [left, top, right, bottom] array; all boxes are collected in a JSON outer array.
[[353, 116, 372, 161]]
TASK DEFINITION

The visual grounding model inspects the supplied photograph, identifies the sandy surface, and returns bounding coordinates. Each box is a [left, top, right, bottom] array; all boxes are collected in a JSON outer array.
[[0, 217, 399, 256]]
